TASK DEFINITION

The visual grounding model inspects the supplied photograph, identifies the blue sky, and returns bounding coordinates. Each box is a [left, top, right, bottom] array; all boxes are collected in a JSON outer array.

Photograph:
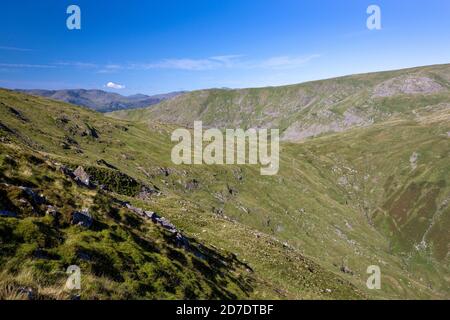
[[0, 0, 449, 95]]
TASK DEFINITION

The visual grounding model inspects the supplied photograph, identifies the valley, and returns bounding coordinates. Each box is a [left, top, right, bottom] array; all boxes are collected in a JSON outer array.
[[0, 64, 449, 300]]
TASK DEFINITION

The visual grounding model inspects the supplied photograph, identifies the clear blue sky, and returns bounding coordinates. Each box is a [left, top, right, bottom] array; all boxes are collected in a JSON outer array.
[[0, 0, 449, 95]]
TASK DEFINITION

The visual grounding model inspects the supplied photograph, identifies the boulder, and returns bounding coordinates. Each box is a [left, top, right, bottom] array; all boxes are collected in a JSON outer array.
[[125, 203, 145, 217], [138, 185, 161, 200], [71, 210, 93, 228], [73, 166, 90, 187], [19, 187, 46, 205], [175, 232, 189, 248], [144, 210, 155, 219]]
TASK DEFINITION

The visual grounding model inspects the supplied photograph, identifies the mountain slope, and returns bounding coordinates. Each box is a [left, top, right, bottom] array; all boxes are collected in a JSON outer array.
[[17, 89, 185, 113], [1, 78, 449, 299], [0, 89, 365, 299], [110, 64, 450, 141]]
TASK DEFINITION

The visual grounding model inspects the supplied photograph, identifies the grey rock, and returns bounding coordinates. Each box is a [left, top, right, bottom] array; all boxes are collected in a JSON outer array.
[[73, 166, 90, 187], [19, 187, 46, 205], [138, 186, 161, 200], [18, 287, 35, 300], [340, 265, 354, 275], [373, 75, 444, 97], [71, 210, 93, 228]]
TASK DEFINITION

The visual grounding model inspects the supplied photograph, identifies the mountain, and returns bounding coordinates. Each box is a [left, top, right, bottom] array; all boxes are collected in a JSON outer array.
[[0, 64, 449, 300], [110, 64, 450, 141], [16, 89, 186, 113]]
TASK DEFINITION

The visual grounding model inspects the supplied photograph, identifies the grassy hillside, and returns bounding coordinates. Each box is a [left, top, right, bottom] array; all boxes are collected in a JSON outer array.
[[1, 84, 449, 300], [0, 89, 364, 299], [110, 64, 450, 142]]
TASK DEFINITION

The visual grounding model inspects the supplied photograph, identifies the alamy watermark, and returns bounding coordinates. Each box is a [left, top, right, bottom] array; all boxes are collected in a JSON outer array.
[[367, 5, 382, 30], [66, 5, 81, 30], [171, 122, 280, 176], [366, 265, 381, 290], [65, 265, 81, 290]]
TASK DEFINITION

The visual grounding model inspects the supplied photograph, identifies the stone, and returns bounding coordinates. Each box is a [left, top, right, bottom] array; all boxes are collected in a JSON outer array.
[[144, 210, 155, 219], [138, 185, 161, 200], [18, 287, 34, 300], [73, 166, 90, 186], [175, 232, 189, 248], [19, 187, 46, 205], [71, 210, 93, 228], [340, 265, 354, 275]]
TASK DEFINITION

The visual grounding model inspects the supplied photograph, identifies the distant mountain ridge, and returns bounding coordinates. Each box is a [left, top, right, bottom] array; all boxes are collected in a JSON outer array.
[[110, 64, 450, 141], [16, 89, 186, 112]]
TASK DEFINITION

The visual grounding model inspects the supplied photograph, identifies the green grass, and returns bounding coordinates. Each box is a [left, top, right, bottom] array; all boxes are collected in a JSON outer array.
[[1, 85, 449, 300]]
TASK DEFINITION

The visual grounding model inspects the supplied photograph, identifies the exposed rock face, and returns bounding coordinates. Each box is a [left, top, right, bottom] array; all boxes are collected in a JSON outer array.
[[124, 203, 189, 248], [373, 76, 444, 97], [73, 166, 90, 187], [137, 186, 161, 200], [282, 110, 371, 141], [71, 210, 93, 228]]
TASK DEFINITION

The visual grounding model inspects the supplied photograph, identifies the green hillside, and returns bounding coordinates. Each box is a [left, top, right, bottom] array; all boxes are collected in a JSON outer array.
[[0, 89, 364, 299], [1, 62, 449, 301], [110, 64, 450, 142]]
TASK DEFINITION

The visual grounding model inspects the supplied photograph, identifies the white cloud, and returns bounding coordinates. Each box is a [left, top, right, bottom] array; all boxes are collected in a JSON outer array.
[[97, 64, 123, 74], [105, 81, 125, 89], [0, 46, 33, 52], [132, 55, 243, 71], [55, 61, 98, 68], [257, 54, 321, 69], [0, 54, 319, 74], [0, 63, 55, 68], [131, 54, 319, 71]]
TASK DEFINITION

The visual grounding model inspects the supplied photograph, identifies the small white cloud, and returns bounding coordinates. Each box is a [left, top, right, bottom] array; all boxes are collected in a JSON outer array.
[[258, 54, 321, 69], [131, 54, 319, 71], [133, 55, 243, 71], [0, 46, 33, 52], [105, 81, 125, 89], [55, 61, 98, 68], [0, 63, 55, 69]]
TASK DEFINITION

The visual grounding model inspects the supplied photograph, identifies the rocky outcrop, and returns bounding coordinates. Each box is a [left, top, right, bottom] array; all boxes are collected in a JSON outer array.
[[373, 75, 444, 97], [73, 166, 91, 187], [19, 187, 46, 206], [282, 110, 371, 141], [70, 210, 93, 228], [137, 186, 161, 200], [124, 203, 189, 248]]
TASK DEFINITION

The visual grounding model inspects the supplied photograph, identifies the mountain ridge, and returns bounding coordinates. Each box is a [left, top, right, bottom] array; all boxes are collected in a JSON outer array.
[[109, 63, 450, 141], [1, 86, 449, 299], [16, 89, 186, 113]]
